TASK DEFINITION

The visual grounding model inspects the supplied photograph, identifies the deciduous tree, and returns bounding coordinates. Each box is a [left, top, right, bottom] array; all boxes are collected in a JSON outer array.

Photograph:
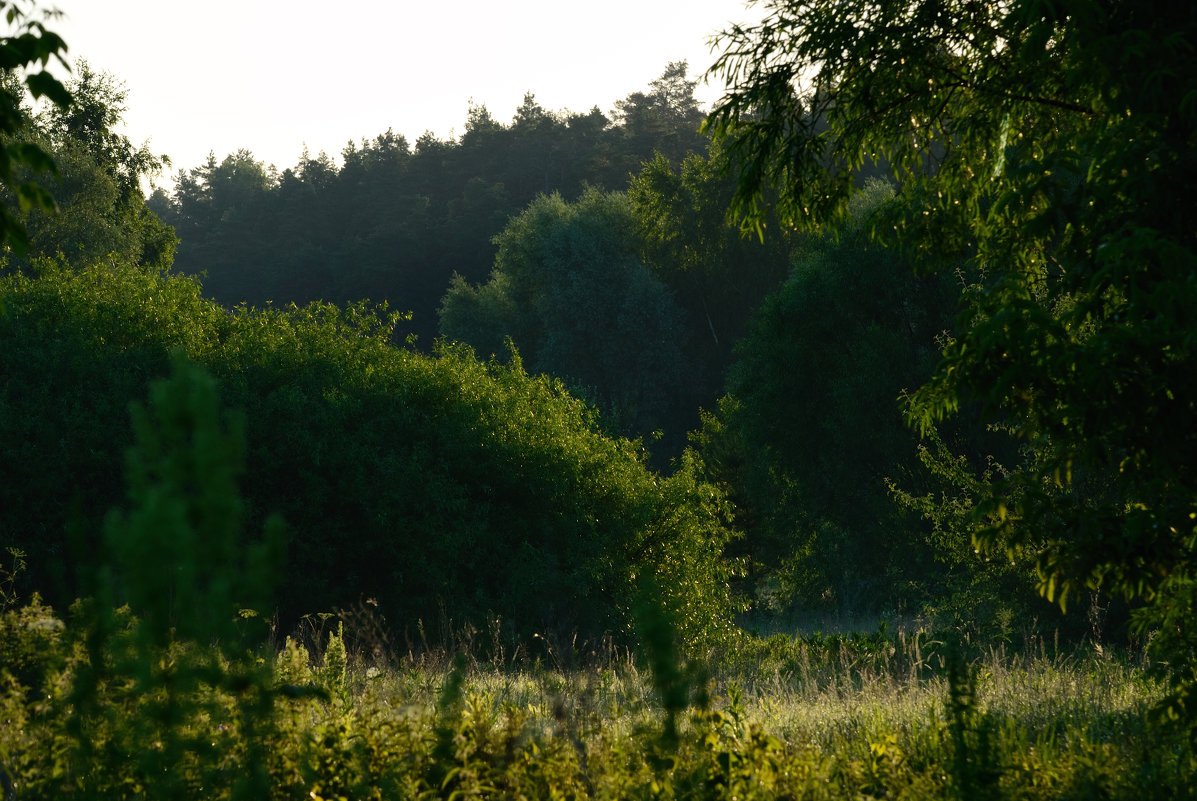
[[706, 0, 1197, 717], [440, 188, 693, 450]]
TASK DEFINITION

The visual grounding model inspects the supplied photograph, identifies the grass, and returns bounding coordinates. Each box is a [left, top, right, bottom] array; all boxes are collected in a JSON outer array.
[[2, 591, 1193, 800]]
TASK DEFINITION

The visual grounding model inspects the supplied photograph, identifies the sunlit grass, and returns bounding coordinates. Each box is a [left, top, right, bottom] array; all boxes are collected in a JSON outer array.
[[3, 596, 1189, 800]]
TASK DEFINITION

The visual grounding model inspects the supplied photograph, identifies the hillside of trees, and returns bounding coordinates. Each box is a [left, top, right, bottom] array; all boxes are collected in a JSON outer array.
[[1, 58, 776, 635], [2, 51, 1026, 637]]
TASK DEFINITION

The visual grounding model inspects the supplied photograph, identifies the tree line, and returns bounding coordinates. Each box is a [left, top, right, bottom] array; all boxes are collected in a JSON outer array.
[[145, 62, 710, 345]]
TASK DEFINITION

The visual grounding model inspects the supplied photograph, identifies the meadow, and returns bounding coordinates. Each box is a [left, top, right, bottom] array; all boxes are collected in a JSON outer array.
[[2, 581, 1191, 800]]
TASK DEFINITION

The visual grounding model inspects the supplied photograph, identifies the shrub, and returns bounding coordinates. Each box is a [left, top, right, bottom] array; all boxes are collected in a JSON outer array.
[[0, 257, 740, 649]]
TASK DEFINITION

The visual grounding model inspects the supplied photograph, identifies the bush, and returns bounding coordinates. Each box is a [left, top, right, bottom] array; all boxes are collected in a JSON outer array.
[[0, 257, 740, 649]]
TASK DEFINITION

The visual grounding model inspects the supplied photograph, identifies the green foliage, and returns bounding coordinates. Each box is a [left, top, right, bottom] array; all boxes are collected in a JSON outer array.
[[156, 63, 710, 347], [889, 425, 1056, 642], [628, 145, 792, 420], [274, 636, 312, 686], [319, 622, 348, 700], [13, 61, 176, 271], [41, 61, 166, 204], [0, 583, 62, 705], [0, 546, 24, 608], [610, 60, 709, 176], [945, 644, 1001, 799], [1, 356, 285, 799], [695, 182, 982, 613], [0, 1, 70, 254], [0, 259, 228, 605], [633, 573, 715, 748], [95, 355, 283, 646], [440, 187, 694, 450], [3, 616, 1189, 800], [0, 256, 740, 650], [706, 0, 1197, 730]]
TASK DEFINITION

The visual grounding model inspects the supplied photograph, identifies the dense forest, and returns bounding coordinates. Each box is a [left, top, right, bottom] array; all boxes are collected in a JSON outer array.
[[1, 0, 1194, 798]]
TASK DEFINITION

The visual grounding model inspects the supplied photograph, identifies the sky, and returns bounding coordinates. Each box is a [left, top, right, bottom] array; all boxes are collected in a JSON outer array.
[[46, 0, 760, 181]]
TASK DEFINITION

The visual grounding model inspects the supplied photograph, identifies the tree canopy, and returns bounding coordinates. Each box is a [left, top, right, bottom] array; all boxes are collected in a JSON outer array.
[[152, 63, 714, 347], [695, 182, 956, 605], [628, 145, 792, 401], [439, 188, 693, 450], [12, 61, 176, 270], [705, 0, 1197, 717]]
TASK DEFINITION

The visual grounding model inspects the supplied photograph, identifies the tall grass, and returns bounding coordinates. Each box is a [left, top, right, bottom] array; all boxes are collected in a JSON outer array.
[[2, 585, 1193, 800]]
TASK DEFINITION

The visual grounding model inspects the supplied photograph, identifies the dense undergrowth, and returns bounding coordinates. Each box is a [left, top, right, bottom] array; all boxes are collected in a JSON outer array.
[[2, 574, 1191, 800]]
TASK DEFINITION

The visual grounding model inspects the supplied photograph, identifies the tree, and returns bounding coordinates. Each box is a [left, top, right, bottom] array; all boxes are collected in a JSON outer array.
[[439, 188, 693, 452], [206, 149, 272, 217], [697, 181, 1044, 627], [0, 0, 71, 254], [706, 0, 1197, 715], [628, 145, 791, 391], [9, 60, 176, 270], [611, 61, 708, 174], [41, 62, 163, 204], [157, 66, 723, 348]]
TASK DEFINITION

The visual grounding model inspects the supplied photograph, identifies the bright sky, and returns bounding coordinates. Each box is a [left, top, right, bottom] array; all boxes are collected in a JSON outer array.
[[47, 0, 759, 182]]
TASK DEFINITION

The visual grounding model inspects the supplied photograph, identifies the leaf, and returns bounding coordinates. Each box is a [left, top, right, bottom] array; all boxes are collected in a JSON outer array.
[[11, 142, 57, 174], [25, 70, 71, 107], [15, 182, 57, 214]]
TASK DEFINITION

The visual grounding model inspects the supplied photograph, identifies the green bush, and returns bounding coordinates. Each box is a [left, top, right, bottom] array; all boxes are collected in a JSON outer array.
[[0, 257, 740, 648]]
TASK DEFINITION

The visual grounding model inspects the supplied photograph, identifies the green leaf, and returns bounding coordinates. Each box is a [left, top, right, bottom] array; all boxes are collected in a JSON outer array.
[[25, 70, 71, 107]]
